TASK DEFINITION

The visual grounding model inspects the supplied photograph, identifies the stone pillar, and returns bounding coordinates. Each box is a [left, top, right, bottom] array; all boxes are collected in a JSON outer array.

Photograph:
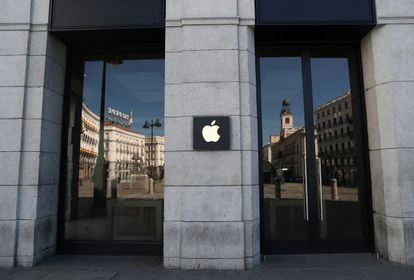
[[0, 0, 66, 267], [164, 0, 260, 269], [361, 0, 414, 266]]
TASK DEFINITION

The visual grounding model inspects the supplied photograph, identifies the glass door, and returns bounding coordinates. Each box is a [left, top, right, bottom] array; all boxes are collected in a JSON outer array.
[[260, 53, 312, 252], [59, 56, 165, 254], [260, 48, 371, 254], [311, 53, 365, 246]]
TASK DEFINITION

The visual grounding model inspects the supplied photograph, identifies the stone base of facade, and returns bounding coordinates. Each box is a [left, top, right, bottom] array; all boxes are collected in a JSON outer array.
[[164, 255, 260, 270], [374, 213, 414, 265]]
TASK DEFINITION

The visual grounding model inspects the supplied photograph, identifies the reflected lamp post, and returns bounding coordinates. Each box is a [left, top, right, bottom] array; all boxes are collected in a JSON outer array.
[[93, 59, 123, 209], [143, 119, 162, 179]]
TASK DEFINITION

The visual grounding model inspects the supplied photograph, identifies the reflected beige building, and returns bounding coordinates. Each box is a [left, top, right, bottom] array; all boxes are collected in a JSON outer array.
[[80, 103, 147, 184], [315, 91, 356, 186], [145, 136, 165, 168], [104, 123, 146, 182], [271, 127, 307, 182], [265, 92, 355, 187], [78, 103, 167, 200], [265, 101, 311, 184], [263, 92, 357, 201], [79, 104, 100, 182]]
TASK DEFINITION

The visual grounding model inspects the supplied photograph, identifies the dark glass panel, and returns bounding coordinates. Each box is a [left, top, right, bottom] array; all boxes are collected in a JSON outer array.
[[64, 59, 165, 242], [260, 56, 309, 242], [311, 57, 363, 240]]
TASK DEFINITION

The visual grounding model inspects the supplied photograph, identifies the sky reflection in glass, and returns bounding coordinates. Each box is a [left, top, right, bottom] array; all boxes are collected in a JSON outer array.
[[260, 57, 349, 144], [83, 59, 165, 136]]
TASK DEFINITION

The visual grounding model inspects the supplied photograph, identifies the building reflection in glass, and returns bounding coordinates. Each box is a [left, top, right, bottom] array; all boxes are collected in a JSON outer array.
[[65, 59, 165, 241], [315, 91, 357, 201], [264, 92, 357, 202], [261, 55, 364, 247], [260, 56, 309, 241], [263, 100, 306, 200], [262, 92, 359, 241]]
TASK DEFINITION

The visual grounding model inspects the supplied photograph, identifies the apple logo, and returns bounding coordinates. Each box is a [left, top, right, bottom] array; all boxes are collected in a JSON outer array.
[[202, 120, 221, 143]]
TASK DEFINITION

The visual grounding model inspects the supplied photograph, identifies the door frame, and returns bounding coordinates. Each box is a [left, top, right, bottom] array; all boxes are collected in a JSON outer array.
[[256, 44, 374, 254]]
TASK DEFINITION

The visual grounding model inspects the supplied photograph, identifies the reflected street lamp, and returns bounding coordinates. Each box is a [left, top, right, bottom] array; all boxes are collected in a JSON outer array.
[[143, 119, 162, 179], [93, 59, 123, 209]]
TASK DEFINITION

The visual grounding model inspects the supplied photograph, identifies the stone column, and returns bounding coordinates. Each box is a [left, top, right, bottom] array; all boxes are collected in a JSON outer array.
[[164, 0, 260, 269], [361, 0, 414, 266], [0, 0, 66, 267]]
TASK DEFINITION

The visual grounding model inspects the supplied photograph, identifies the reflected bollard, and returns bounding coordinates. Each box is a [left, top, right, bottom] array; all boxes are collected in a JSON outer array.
[[111, 179, 117, 199], [274, 177, 281, 199], [331, 178, 339, 200]]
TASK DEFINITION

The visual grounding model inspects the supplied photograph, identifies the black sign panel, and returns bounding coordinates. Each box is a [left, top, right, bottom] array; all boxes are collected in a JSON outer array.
[[193, 117, 230, 151], [257, 0, 375, 25], [50, 0, 164, 31]]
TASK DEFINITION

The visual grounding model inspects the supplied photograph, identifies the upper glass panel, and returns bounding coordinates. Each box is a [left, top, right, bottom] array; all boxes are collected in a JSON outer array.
[[257, 0, 374, 24], [50, 0, 164, 30], [64, 59, 165, 241]]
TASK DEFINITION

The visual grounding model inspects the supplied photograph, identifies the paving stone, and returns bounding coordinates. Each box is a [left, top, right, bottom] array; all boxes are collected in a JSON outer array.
[[42, 269, 117, 280], [1, 255, 414, 279], [2, 268, 53, 280]]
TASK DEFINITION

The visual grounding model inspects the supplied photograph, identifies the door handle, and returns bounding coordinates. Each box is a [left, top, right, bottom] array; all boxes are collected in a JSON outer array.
[[317, 158, 324, 221], [303, 155, 309, 221]]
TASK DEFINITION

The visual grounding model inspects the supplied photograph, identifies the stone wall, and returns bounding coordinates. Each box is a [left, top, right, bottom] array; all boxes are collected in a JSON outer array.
[[361, 0, 414, 265], [0, 0, 66, 267], [163, 0, 260, 270]]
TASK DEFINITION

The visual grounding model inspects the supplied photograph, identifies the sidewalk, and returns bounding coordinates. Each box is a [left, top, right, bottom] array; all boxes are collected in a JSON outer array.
[[1, 254, 414, 279]]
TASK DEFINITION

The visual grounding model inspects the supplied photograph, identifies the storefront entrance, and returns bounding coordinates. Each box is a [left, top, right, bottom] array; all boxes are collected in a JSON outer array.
[[258, 47, 372, 254]]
